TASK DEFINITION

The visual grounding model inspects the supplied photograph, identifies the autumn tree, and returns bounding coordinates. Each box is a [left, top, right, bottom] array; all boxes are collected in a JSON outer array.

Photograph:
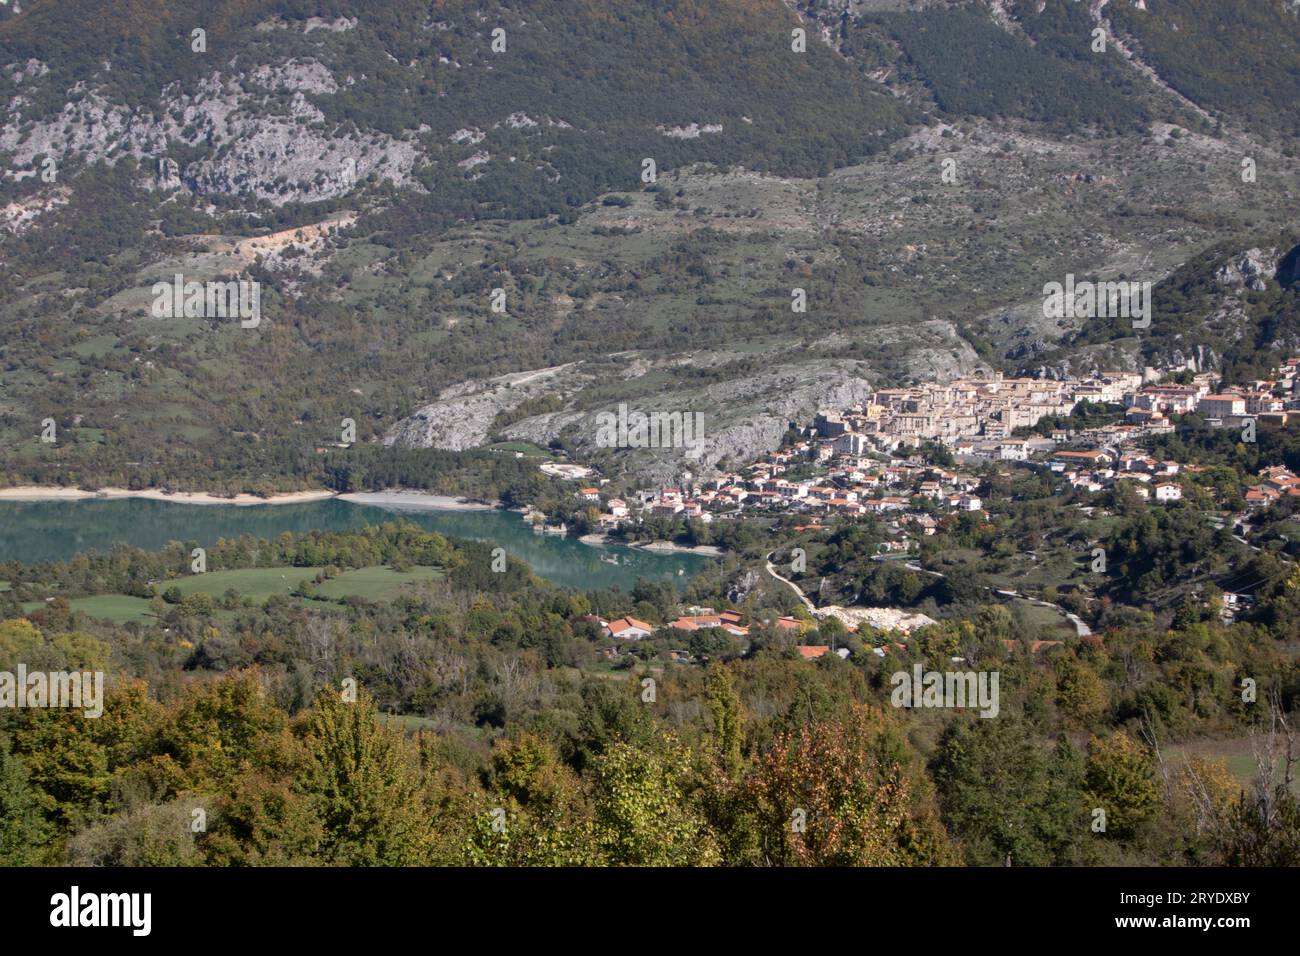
[[1085, 730, 1162, 839], [751, 705, 956, 866], [1054, 656, 1108, 727]]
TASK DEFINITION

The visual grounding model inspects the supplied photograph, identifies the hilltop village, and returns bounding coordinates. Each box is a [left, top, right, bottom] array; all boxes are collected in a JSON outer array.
[[572, 358, 1300, 535]]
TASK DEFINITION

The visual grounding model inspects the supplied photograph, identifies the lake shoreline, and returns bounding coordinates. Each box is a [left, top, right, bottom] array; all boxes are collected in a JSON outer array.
[[0, 486, 500, 510], [0, 485, 336, 506], [337, 491, 499, 511], [578, 532, 722, 557], [0, 495, 710, 589]]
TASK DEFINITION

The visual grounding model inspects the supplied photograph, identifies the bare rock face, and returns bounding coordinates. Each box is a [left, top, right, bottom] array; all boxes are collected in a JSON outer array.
[[1215, 247, 1279, 293], [727, 568, 762, 605], [896, 322, 989, 382], [385, 319, 992, 482], [0, 187, 69, 235], [383, 365, 588, 451], [510, 359, 881, 484], [155, 157, 183, 191], [385, 354, 881, 479], [382, 392, 503, 453], [0, 67, 419, 206]]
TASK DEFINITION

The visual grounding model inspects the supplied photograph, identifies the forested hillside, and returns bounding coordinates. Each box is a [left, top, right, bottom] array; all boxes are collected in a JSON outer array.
[[1, 523, 1296, 866], [869, 4, 1151, 129], [1108, 0, 1300, 139], [0, 0, 910, 230]]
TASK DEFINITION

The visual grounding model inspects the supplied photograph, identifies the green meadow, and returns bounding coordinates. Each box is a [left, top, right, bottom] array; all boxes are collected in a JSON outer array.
[[20, 565, 445, 623], [22, 594, 156, 625]]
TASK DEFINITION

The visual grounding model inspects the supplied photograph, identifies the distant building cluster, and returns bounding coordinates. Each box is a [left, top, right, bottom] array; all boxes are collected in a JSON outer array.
[[841, 369, 1148, 450], [601, 608, 759, 641], [1245, 466, 1300, 510], [573, 359, 1300, 534], [1124, 357, 1300, 431]]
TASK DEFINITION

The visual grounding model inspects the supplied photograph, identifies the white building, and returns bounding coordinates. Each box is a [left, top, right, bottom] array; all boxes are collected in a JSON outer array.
[[998, 439, 1029, 461], [1154, 483, 1183, 502]]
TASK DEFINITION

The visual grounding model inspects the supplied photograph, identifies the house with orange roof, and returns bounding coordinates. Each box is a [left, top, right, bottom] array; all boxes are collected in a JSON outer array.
[[1052, 450, 1112, 467], [605, 617, 653, 640], [1245, 487, 1276, 509], [667, 614, 749, 637]]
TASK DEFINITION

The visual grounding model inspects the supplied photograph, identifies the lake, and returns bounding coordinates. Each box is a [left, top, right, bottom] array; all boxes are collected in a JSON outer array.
[[0, 497, 713, 591]]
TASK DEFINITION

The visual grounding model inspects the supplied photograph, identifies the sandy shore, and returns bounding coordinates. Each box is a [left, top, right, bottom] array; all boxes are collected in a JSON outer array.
[[338, 491, 498, 511], [0, 486, 336, 506], [0, 486, 510, 511], [578, 532, 721, 557]]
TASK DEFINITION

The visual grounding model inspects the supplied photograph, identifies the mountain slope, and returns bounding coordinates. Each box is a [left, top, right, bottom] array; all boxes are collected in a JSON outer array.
[[3, 0, 1300, 489]]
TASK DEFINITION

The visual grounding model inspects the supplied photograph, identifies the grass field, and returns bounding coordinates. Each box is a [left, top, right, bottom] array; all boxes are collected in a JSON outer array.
[[1167, 736, 1300, 796], [1007, 597, 1079, 638], [22, 594, 155, 625], [19, 565, 445, 623], [485, 441, 558, 459], [167, 567, 327, 602]]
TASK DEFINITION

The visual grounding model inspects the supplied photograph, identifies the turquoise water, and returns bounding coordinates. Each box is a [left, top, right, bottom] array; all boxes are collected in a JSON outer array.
[[0, 498, 712, 590]]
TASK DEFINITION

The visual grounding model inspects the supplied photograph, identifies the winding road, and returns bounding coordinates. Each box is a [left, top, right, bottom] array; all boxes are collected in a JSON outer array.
[[764, 549, 1092, 637]]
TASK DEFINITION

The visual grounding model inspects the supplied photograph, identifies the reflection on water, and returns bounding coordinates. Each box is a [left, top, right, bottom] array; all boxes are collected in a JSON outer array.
[[0, 498, 712, 590]]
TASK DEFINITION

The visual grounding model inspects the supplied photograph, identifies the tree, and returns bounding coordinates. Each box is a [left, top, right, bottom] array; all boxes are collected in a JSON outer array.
[[567, 679, 655, 771], [66, 800, 204, 867], [0, 737, 46, 865], [933, 720, 1090, 866], [166, 672, 293, 791], [592, 738, 720, 866], [297, 689, 433, 865], [752, 705, 956, 866], [463, 733, 599, 866], [705, 663, 744, 778], [1085, 731, 1161, 839], [1055, 657, 1108, 726], [1217, 702, 1300, 865], [179, 591, 215, 618]]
